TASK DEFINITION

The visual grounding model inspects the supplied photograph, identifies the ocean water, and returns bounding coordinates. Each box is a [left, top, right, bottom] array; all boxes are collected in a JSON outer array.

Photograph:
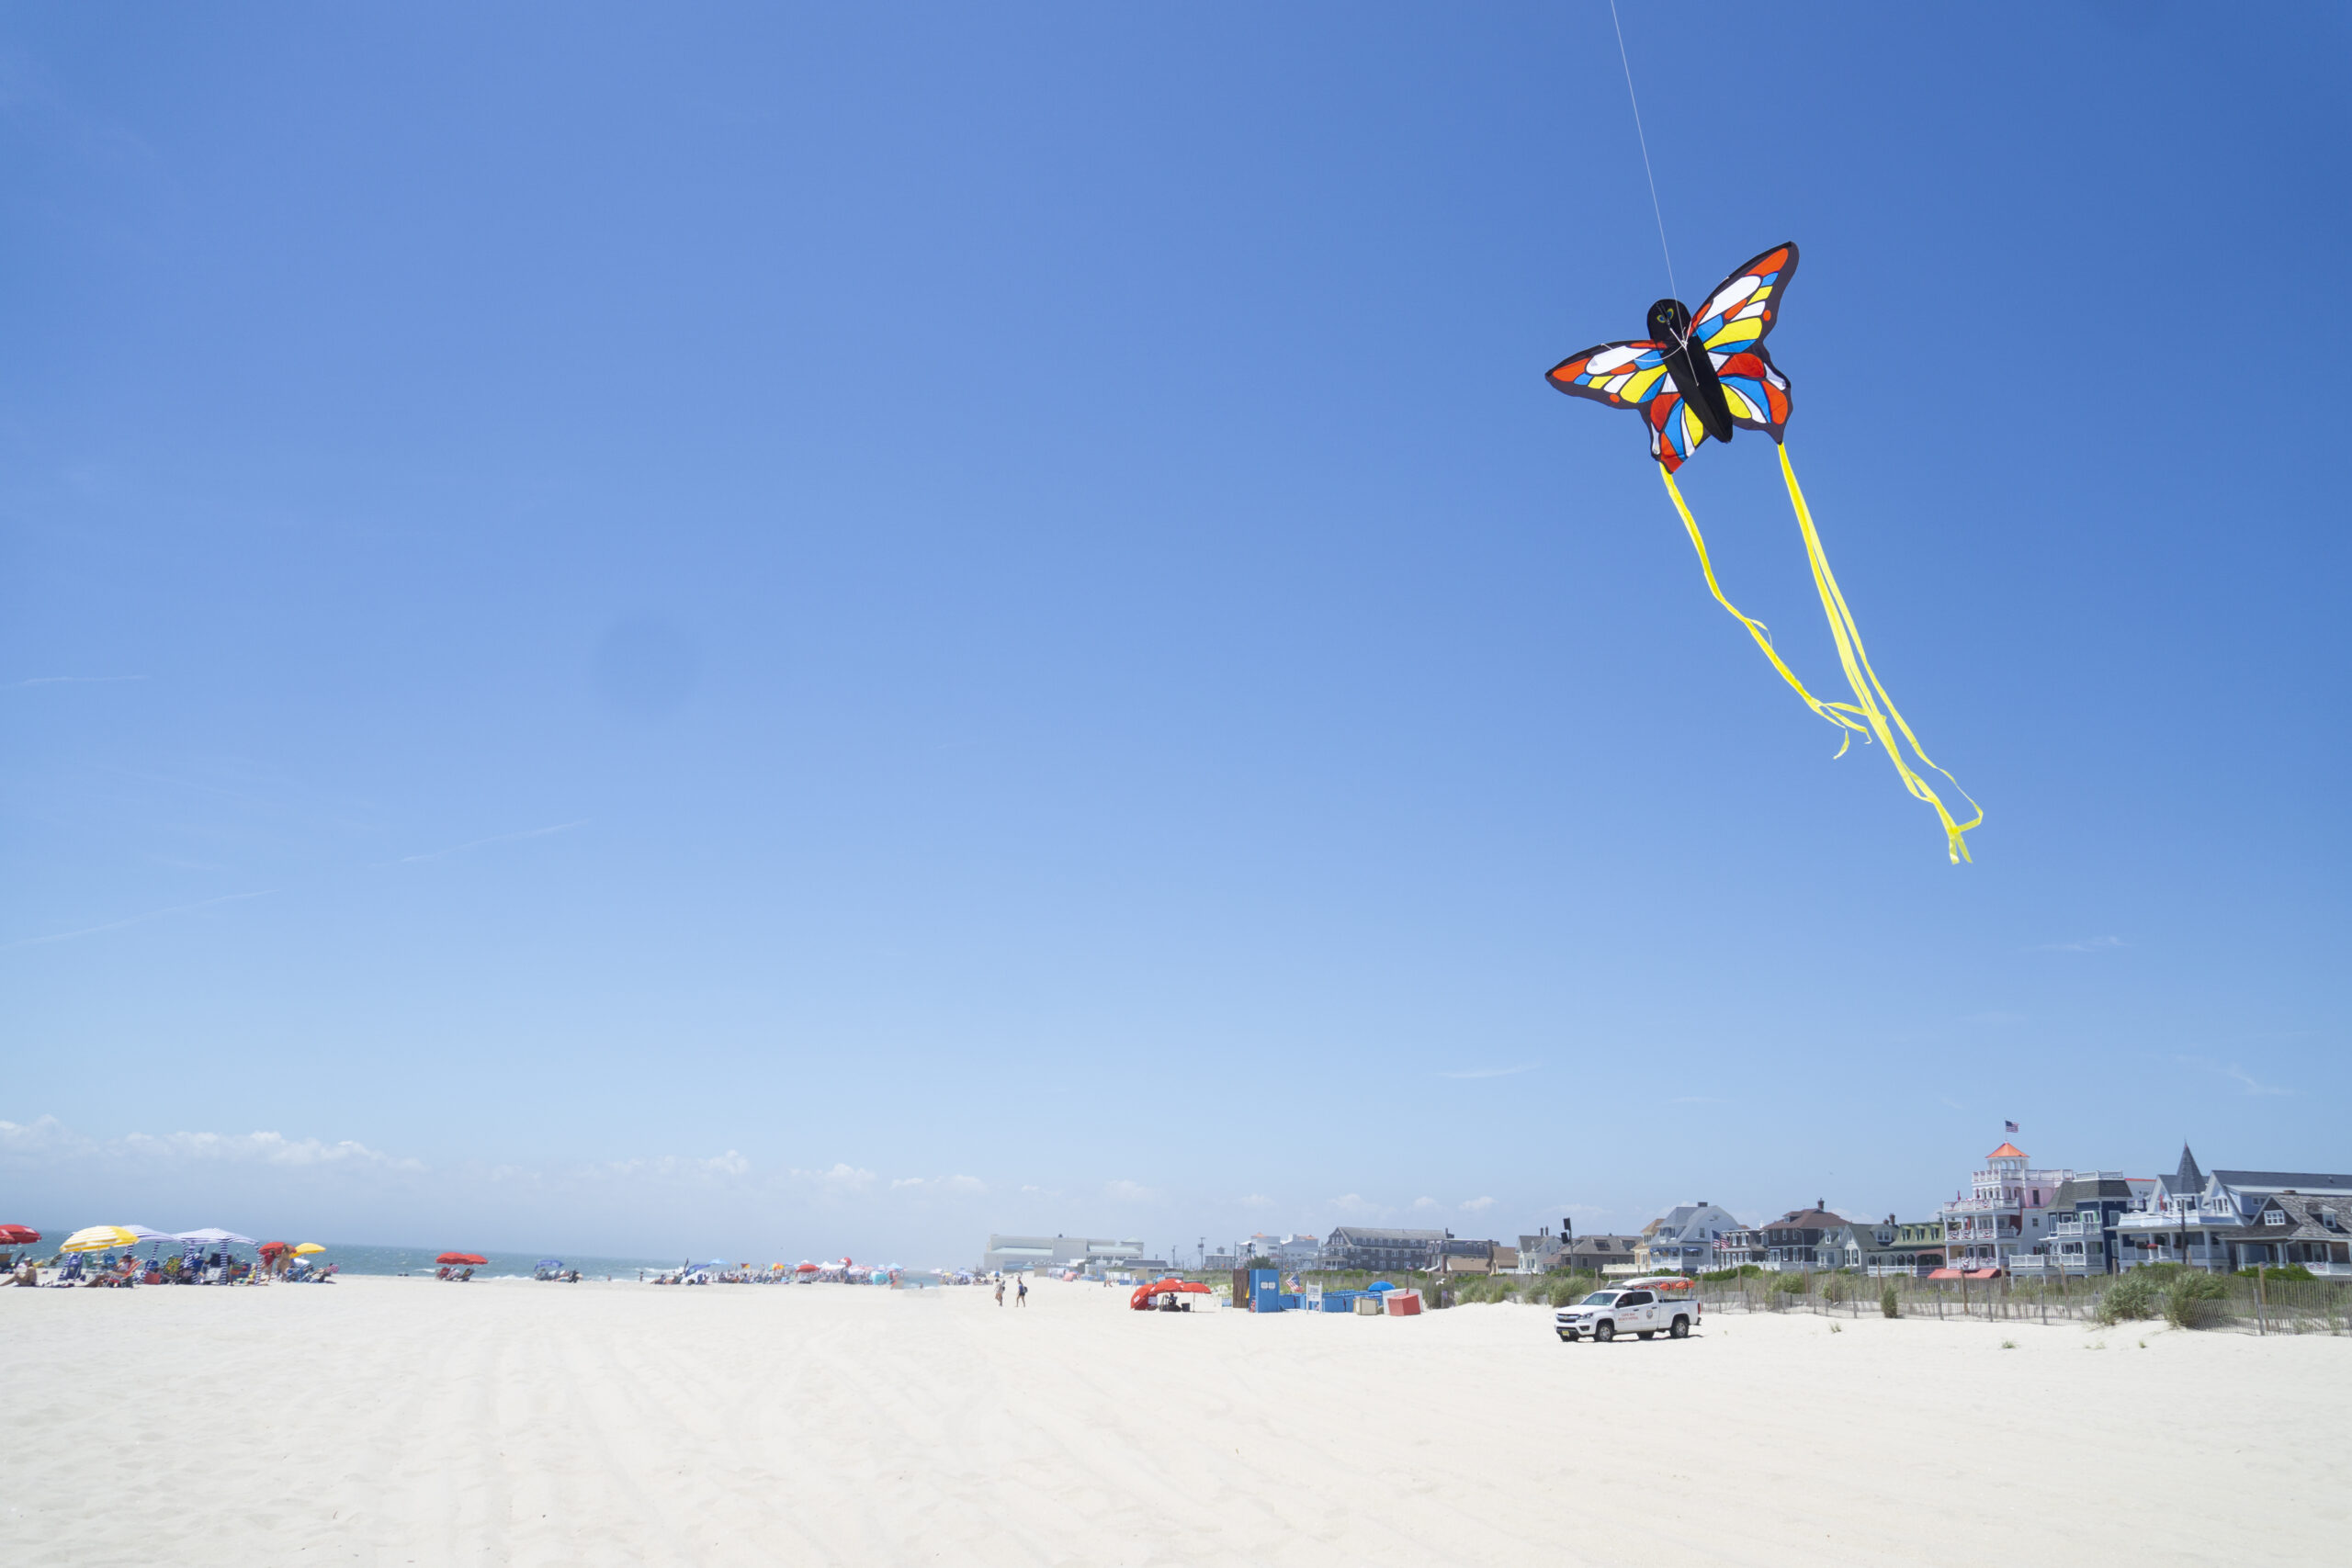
[[303, 1244, 690, 1280]]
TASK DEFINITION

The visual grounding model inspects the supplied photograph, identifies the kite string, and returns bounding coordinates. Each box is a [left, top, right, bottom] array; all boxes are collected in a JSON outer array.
[[1776, 443, 1983, 863], [1658, 466, 1864, 752], [1607, 0, 1676, 304]]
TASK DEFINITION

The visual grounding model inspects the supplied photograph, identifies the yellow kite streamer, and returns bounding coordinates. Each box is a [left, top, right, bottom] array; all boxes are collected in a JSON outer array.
[[1776, 445, 1980, 863]]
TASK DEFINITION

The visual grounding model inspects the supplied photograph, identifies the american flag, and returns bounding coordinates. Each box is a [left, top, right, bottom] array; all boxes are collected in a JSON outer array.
[[2005, 1120, 2019, 1134]]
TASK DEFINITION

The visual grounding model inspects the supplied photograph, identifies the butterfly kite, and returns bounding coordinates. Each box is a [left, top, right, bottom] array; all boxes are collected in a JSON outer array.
[[1546, 243, 1979, 863]]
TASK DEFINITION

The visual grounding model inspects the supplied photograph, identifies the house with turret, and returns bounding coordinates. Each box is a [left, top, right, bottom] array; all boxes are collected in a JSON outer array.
[[1938, 1142, 2072, 1272]]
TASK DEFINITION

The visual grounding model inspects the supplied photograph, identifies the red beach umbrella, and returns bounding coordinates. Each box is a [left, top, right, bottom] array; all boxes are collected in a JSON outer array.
[[436, 1252, 488, 1266], [258, 1241, 291, 1258], [0, 1225, 40, 1246]]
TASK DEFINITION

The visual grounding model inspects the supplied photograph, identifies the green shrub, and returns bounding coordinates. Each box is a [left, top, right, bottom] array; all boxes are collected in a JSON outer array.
[[1544, 1272, 1601, 1306], [1770, 1272, 1809, 1296], [1821, 1272, 1853, 1303], [1881, 1285, 1900, 1318], [2095, 1272, 2164, 1324], [2165, 1271, 2229, 1330], [1701, 1265, 1762, 1282], [2234, 1264, 2315, 1283]]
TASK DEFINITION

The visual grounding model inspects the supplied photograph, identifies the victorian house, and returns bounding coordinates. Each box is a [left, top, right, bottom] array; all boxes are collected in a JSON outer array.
[[1937, 1142, 2072, 1272], [2115, 1145, 2352, 1275]]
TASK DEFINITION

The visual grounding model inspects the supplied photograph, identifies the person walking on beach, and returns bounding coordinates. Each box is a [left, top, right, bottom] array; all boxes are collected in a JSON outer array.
[[994, 1278, 1005, 1307], [1016, 1275, 1028, 1307]]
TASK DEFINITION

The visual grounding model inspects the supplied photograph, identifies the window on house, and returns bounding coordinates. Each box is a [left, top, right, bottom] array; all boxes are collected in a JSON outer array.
[[2264, 1211, 2286, 1227]]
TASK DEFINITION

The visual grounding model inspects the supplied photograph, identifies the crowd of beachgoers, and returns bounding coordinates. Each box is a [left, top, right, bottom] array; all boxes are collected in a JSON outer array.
[[0, 1227, 1001, 1292], [648, 1260, 978, 1286], [4, 1225, 339, 1289]]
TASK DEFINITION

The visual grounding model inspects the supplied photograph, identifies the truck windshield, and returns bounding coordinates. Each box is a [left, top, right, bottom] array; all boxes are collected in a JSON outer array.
[[1579, 1292, 1619, 1305]]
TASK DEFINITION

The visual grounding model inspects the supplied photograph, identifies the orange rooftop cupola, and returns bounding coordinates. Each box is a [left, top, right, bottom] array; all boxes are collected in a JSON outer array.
[[1988, 1142, 2025, 1159]]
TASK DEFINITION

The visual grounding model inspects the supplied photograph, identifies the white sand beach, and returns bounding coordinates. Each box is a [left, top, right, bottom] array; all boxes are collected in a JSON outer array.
[[5, 1276, 2345, 1566]]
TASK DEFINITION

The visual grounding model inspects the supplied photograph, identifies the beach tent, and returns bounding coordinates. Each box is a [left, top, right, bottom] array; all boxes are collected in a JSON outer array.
[[174, 1229, 258, 1247], [1129, 1279, 1212, 1311]]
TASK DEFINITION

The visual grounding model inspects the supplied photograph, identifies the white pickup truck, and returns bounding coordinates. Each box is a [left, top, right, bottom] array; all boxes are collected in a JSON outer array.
[[1553, 1277, 1698, 1343]]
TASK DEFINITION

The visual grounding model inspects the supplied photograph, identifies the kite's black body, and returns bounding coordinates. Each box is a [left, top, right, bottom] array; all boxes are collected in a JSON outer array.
[[1647, 299, 1736, 445]]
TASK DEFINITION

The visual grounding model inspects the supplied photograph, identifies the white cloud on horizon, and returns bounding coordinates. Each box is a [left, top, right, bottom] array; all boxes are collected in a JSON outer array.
[[791, 1162, 877, 1195], [1, 1115, 420, 1171], [1460, 1196, 1495, 1212], [1238, 1193, 1273, 1209], [889, 1174, 987, 1194]]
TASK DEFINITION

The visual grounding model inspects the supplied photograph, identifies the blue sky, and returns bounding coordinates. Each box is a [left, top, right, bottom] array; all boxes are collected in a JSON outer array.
[[4, 4, 2346, 1263]]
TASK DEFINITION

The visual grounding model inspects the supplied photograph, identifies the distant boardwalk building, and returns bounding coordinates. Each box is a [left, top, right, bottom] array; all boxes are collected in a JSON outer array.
[[1323, 1227, 1447, 1272], [983, 1235, 1143, 1272]]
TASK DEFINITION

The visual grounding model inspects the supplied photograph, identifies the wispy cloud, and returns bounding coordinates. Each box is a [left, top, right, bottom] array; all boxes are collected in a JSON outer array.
[[2, 889, 270, 950], [1103, 1179, 1157, 1203], [2174, 1055, 2295, 1099], [1239, 1193, 1274, 1209], [2038, 936, 2125, 953], [1460, 1196, 1495, 1213], [1410, 1196, 1440, 1211], [2225, 1067, 2292, 1097], [1438, 1063, 1540, 1080], [391, 820, 587, 865], [5, 673, 150, 689]]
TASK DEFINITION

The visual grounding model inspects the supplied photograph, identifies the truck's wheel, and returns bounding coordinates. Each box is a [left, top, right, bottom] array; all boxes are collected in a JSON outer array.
[[1669, 1315, 1690, 1338], [1594, 1321, 1614, 1343]]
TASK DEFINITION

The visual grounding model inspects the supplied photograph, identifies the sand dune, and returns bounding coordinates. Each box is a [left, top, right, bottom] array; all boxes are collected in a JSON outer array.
[[4, 1275, 2344, 1565]]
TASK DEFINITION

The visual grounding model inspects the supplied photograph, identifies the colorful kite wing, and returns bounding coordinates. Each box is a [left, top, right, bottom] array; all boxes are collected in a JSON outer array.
[[1645, 389, 1709, 471], [1692, 243, 1798, 358], [1713, 345, 1792, 440], [1546, 340, 1708, 472], [1545, 340, 1670, 410]]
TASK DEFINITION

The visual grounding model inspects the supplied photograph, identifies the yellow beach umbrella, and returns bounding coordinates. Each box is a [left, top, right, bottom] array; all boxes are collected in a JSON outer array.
[[62, 1224, 139, 1253], [293, 1243, 326, 1255]]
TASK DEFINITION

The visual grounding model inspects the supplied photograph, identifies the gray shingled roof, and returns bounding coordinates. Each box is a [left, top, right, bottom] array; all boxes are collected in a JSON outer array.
[[2257, 1193, 2352, 1243], [2211, 1170, 2352, 1193]]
